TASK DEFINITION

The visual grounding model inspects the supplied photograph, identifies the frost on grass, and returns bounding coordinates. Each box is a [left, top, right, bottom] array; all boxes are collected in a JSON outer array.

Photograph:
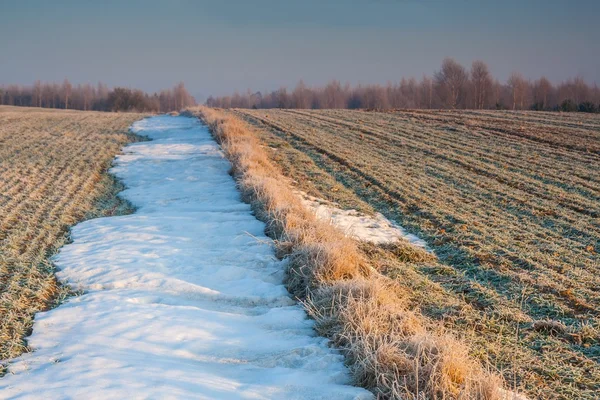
[[236, 108, 600, 399], [0, 116, 371, 399], [0, 107, 142, 361]]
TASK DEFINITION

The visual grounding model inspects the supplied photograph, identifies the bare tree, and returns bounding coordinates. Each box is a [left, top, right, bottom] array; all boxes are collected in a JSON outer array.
[[418, 76, 433, 108], [4, 59, 599, 114], [400, 78, 419, 108], [592, 83, 600, 106], [572, 76, 590, 104], [274, 87, 290, 108], [507, 72, 528, 110], [82, 84, 93, 111], [533, 77, 552, 110], [361, 85, 389, 110], [1, 80, 195, 112], [386, 82, 404, 109], [320, 80, 346, 109], [61, 79, 72, 109], [292, 80, 311, 109], [471, 61, 492, 109], [173, 82, 194, 110], [434, 58, 468, 109], [33, 80, 42, 107], [200, 57, 597, 112]]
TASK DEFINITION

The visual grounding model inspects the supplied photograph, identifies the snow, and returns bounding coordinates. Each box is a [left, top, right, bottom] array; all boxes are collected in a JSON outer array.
[[0, 116, 372, 400], [299, 192, 428, 248]]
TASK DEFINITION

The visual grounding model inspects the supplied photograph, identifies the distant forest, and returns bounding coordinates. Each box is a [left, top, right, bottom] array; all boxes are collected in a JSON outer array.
[[0, 81, 196, 112], [207, 58, 600, 113]]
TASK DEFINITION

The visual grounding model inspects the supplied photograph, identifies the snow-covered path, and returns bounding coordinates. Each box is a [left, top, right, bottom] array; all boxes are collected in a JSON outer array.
[[1, 116, 371, 399]]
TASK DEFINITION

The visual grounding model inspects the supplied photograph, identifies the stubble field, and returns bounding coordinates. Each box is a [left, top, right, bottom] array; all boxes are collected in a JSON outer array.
[[233, 108, 600, 399], [0, 106, 142, 362]]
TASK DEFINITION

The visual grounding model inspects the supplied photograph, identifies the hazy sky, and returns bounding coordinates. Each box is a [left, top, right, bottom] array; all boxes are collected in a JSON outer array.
[[1, 0, 598, 101]]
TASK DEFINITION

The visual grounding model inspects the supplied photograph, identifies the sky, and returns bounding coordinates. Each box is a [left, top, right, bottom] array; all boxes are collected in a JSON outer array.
[[1, 0, 599, 101]]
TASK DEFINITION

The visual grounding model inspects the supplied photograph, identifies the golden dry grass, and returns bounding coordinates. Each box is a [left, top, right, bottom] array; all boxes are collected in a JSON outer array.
[[0, 106, 143, 361], [230, 107, 600, 399], [188, 106, 507, 400]]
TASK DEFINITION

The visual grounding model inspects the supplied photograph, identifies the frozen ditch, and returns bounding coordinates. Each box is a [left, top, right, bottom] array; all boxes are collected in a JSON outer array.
[[0, 116, 371, 399]]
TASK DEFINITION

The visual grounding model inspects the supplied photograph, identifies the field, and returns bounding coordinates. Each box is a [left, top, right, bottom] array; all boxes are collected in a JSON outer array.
[[232, 108, 600, 399], [0, 106, 142, 361]]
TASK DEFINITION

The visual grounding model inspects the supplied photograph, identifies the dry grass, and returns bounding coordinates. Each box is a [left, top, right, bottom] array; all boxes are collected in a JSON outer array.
[[188, 106, 506, 399], [0, 106, 143, 361], [231, 107, 600, 399]]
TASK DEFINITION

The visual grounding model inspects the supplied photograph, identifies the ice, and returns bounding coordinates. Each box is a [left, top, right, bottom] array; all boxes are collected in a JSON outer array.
[[0, 116, 372, 400]]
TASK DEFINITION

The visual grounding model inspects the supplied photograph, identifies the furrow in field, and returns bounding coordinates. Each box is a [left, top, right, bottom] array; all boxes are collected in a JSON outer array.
[[397, 109, 600, 152], [235, 108, 600, 398], [237, 110, 584, 312], [265, 109, 600, 257], [237, 109, 600, 318], [300, 109, 600, 192]]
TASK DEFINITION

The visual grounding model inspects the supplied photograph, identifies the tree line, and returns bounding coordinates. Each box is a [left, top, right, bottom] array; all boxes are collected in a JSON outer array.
[[206, 58, 600, 112], [0, 80, 196, 112]]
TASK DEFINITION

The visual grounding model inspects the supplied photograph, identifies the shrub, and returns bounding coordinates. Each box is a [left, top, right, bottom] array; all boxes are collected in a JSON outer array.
[[560, 99, 578, 112], [578, 101, 598, 113]]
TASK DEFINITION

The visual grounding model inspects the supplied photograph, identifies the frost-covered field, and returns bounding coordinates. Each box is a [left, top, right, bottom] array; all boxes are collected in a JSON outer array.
[[0, 116, 371, 399], [0, 106, 142, 361], [232, 108, 600, 399]]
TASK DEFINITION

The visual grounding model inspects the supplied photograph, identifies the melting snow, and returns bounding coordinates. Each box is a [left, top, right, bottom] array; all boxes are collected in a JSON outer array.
[[299, 193, 428, 248], [0, 116, 371, 399]]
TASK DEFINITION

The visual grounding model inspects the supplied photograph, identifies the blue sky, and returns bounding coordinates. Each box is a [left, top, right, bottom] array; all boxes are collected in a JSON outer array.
[[1, 0, 598, 100]]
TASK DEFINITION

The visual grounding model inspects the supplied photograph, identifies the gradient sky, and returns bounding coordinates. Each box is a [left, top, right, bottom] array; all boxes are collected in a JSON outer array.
[[1, 0, 599, 101]]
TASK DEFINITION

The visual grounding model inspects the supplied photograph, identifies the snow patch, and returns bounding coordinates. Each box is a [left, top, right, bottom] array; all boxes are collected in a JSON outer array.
[[0, 116, 372, 399], [299, 192, 428, 248]]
